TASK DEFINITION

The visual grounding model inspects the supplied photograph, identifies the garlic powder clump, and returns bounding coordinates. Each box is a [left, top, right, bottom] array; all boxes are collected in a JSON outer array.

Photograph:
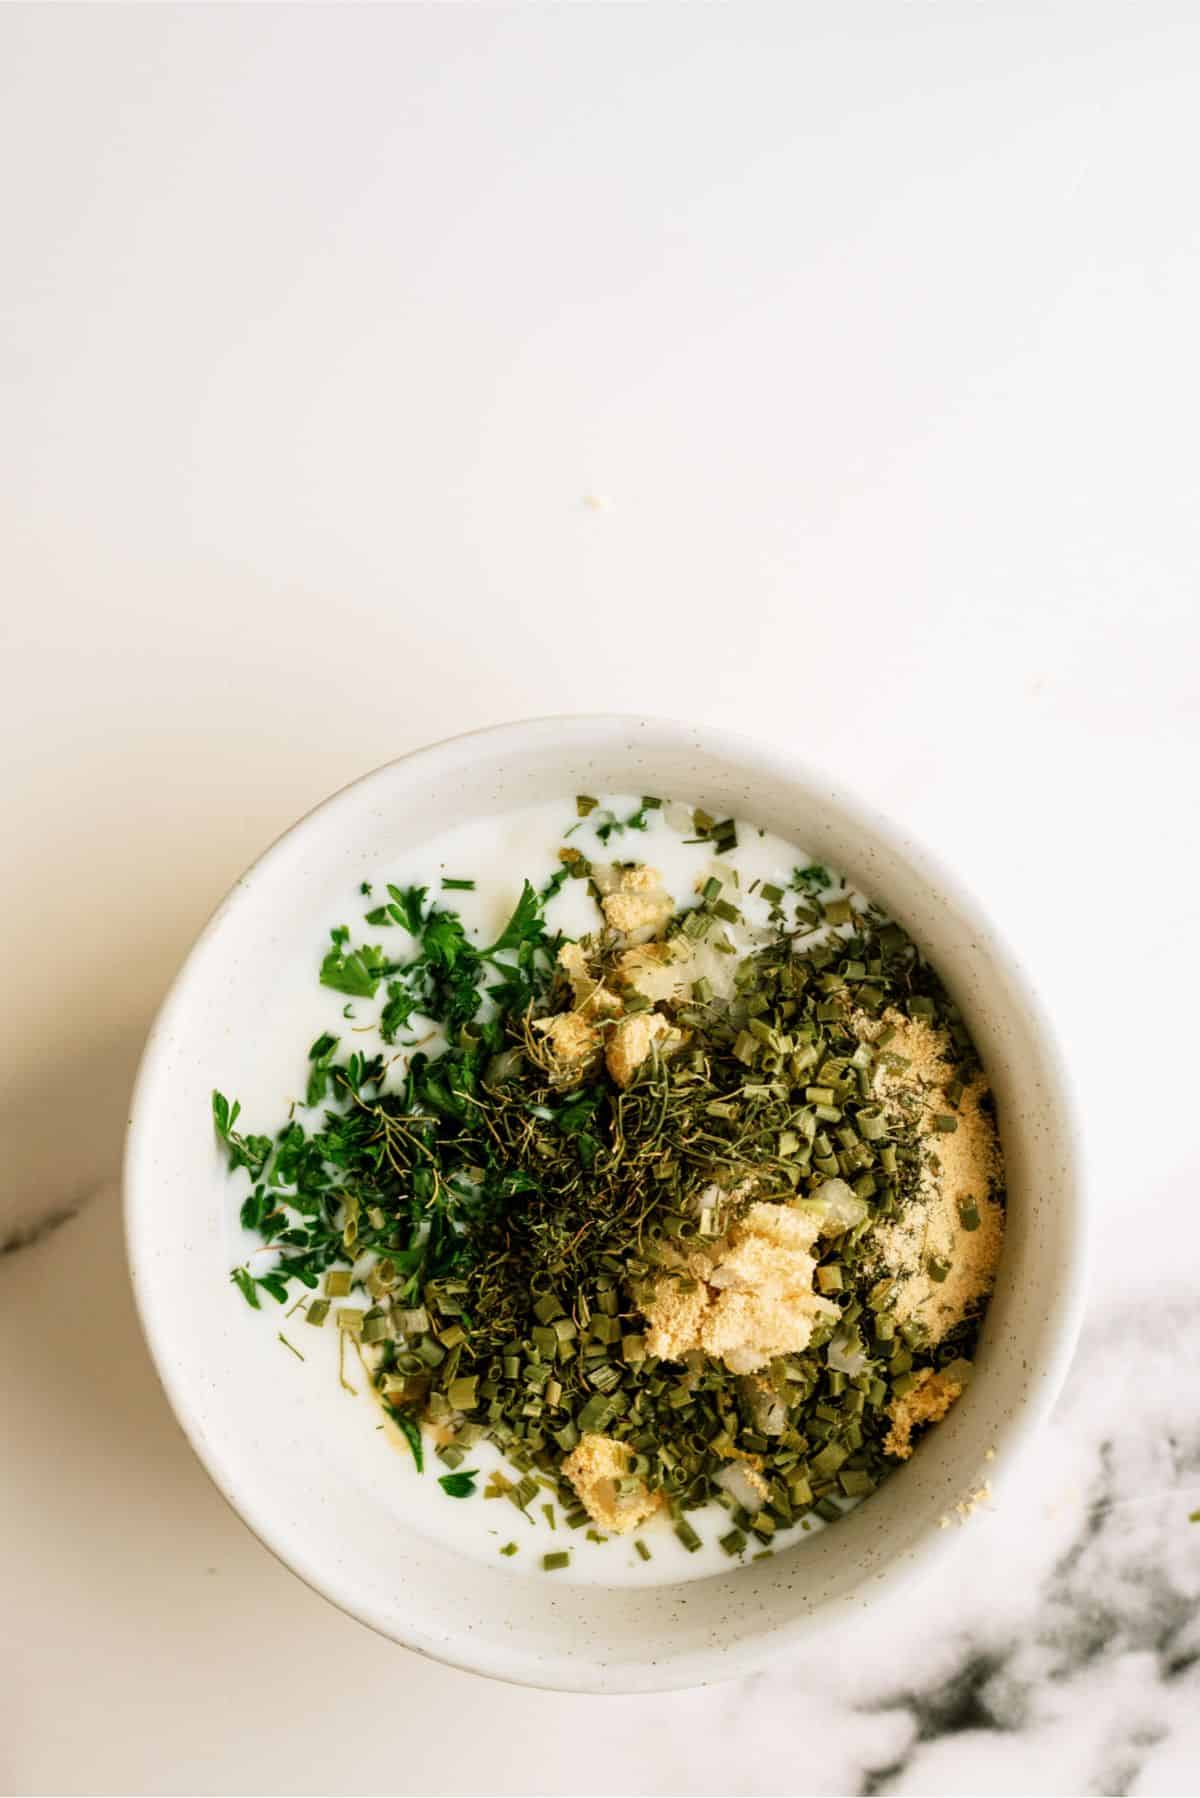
[[562, 1433, 662, 1533], [883, 1366, 966, 1460], [534, 866, 688, 1089], [860, 1008, 1004, 1347], [605, 1010, 685, 1088], [533, 1009, 600, 1075], [643, 1202, 839, 1374], [600, 864, 674, 940]]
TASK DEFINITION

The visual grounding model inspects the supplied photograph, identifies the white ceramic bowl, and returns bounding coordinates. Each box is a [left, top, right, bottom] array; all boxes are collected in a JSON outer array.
[[125, 715, 1085, 1692]]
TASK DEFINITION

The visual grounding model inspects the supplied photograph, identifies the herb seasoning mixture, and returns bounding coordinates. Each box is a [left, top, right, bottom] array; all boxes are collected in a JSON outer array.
[[216, 797, 1005, 1569]]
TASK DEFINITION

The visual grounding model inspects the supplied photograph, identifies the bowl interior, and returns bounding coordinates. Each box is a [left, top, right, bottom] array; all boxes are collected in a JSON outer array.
[[125, 716, 1083, 1692]]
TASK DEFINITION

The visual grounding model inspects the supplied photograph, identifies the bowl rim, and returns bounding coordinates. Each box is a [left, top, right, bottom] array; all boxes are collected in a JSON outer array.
[[124, 712, 1088, 1690]]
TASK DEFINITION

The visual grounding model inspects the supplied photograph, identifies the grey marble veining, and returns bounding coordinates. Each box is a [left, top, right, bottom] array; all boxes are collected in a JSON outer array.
[[733, 1304, 1200, 1797], [4, 1183, 1197, 1796]]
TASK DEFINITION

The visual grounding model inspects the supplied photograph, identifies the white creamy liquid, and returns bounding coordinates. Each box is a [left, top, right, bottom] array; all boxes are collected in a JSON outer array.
[[233, 795, 861, 1585]]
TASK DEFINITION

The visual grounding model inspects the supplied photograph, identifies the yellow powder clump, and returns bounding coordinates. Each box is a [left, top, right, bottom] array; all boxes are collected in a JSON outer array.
[[882, 1366, 965, 1460], [601, 865, 674, 939], [605, 1010, 685, 1088], [556, 942, 622, 1019], [533, 1010, 600, 1075], [939, 1483, 993, 1527], [956, 1482, 992, 1520], [864, 1010, 1004, 1344], [614, 941, 690, 1005], [643, 1202, 839, 1374], [561, 1433, 662, 1534], [536, 935, 686, 1089]]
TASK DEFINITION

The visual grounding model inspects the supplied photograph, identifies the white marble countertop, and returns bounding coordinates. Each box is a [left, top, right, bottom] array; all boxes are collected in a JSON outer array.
[[2, 8, 1198, 1794]]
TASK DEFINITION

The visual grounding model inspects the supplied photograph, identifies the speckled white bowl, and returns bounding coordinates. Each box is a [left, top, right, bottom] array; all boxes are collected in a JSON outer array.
[[124, 716, 1086, 1692]]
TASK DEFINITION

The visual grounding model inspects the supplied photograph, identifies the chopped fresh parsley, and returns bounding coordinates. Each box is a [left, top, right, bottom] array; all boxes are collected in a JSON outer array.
[[212, 1090, 272, 1179], [438, 1468, 479, 1498], [594, 796, 662, 845], [319, 927, 392, 998], [306, 1033, 339, 1106], [792, 863, 833, 893]]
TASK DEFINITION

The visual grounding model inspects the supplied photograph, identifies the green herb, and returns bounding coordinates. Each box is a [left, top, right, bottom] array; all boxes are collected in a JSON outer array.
[[320, 927, 390, 998], [387, 1406, 424, 1472], [306, 1033, 340, 1106], [277, 1332, 304, 1361], [231, 1264, 289, 1308], [213, 1091, 271, 1180], [594, 797, 662, 843], [792, 863, 832, 892], [441, 878, 476, 891], [230, 1266, 259, 1308], [543, 1551, 570, 1571], [500, 1541, 519, 1555], [634, 1538, 651, 1561], [438, 1468, 479, 1497], [389, 885, 427, 932]]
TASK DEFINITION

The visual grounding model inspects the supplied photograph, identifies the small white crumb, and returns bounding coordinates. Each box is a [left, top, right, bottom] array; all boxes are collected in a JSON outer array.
[[582, 492, 611, 511]]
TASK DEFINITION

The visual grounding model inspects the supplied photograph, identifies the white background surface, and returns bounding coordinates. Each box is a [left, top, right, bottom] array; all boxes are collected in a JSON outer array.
[[1, 7, 1198, 1796]]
